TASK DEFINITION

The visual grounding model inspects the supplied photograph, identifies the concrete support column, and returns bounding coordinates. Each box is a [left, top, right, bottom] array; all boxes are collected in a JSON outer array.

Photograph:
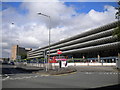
[[116, 53, 120, 69], [97, 54, 100, 63], [83, 56, 85, 59]]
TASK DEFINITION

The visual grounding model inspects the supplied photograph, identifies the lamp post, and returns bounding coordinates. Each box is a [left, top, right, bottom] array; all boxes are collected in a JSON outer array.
[[10, 23, 14, 62], [16, 39, 20, 63], [38, 12, 51, 71]]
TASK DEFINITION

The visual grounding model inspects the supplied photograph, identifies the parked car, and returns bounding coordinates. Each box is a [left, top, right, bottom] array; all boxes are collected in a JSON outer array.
[[10, 61, 15, 65], [9, 61, 15, 65], [2, 60, 8, 65]]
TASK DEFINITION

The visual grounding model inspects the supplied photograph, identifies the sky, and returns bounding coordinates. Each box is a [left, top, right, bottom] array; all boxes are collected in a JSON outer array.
[[1, 0, 118, 58]]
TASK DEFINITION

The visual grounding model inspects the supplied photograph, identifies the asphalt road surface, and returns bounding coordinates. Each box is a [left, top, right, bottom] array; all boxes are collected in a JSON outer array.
[[1, 64, 120, 89]]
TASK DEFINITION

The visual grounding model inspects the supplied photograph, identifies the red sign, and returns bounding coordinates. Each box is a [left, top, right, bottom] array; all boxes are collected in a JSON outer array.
[[57, 49, 62, 54]]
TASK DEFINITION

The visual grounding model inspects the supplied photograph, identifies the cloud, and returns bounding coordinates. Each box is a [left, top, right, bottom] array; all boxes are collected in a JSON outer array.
[[21, 1, 76, 28], [2, 2, 117, 58], [2, 0, 117, 2]]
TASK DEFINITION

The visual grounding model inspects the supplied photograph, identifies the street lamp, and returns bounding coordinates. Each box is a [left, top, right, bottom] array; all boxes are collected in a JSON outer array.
[[38, 12, 51, 71], [16, 39, 20, 62], [10, 22, 14, 61]]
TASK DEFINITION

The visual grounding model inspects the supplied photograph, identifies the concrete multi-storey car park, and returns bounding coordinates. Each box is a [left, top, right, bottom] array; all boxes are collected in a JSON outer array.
[[27, 21, 120, 63]]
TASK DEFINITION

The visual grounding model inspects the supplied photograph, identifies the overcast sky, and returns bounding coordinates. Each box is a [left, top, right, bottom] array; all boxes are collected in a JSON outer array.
[[1, 0, 118, 58]]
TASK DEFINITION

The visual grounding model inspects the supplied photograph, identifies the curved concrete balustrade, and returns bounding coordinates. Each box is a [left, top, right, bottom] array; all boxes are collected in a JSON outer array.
[[29, 42, 119, 58], [49, 36, 117, 53], [49, 42, 120, 56], [28, 28, 114, 55]]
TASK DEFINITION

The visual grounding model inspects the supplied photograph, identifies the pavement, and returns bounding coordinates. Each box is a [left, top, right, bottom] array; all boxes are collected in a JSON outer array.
[[16, 64, 120, 75]]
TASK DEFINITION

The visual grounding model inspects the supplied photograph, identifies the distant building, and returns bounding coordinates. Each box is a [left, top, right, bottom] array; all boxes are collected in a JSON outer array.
[[11, 45, 32, 60]]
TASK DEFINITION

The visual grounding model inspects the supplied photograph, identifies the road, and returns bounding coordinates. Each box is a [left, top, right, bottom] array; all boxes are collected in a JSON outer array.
[[1, 65, 120, 89]]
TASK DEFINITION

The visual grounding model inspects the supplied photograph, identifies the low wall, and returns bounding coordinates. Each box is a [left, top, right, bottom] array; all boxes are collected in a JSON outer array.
[[26, 63, 116, 67], [67, 63, 116, 66]]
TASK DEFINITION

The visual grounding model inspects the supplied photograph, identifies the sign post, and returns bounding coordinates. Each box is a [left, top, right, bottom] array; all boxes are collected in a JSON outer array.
[[57, 49, 62, 68]]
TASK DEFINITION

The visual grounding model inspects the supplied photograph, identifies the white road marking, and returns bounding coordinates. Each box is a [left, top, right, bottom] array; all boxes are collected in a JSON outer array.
[[2, 74, 10, 81], [3, 74, 49, 81], [84, 72, 120, 75], [3, 72, 120, 81], [103, 72, 107, 74], [109, 72, 113, 74], [9, 78, 14, 80], [106, 73, 109, 74], [112, 72, 116, 74], [35, 76, 38, 77]]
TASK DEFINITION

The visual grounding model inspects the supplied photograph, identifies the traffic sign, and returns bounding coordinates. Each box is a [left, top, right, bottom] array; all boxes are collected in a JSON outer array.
[[57, 49, 62, 54]]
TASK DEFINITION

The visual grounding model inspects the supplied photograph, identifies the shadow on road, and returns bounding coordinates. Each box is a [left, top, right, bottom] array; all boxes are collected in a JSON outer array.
[[2, 64, 40, 75], [89, 84, 120, 89]]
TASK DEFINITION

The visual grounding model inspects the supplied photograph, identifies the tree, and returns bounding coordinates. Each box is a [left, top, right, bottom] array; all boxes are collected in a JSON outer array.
[[21, 53, 27, 59], [114, 0, 120, 69], [113, 1, 120, 40]]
